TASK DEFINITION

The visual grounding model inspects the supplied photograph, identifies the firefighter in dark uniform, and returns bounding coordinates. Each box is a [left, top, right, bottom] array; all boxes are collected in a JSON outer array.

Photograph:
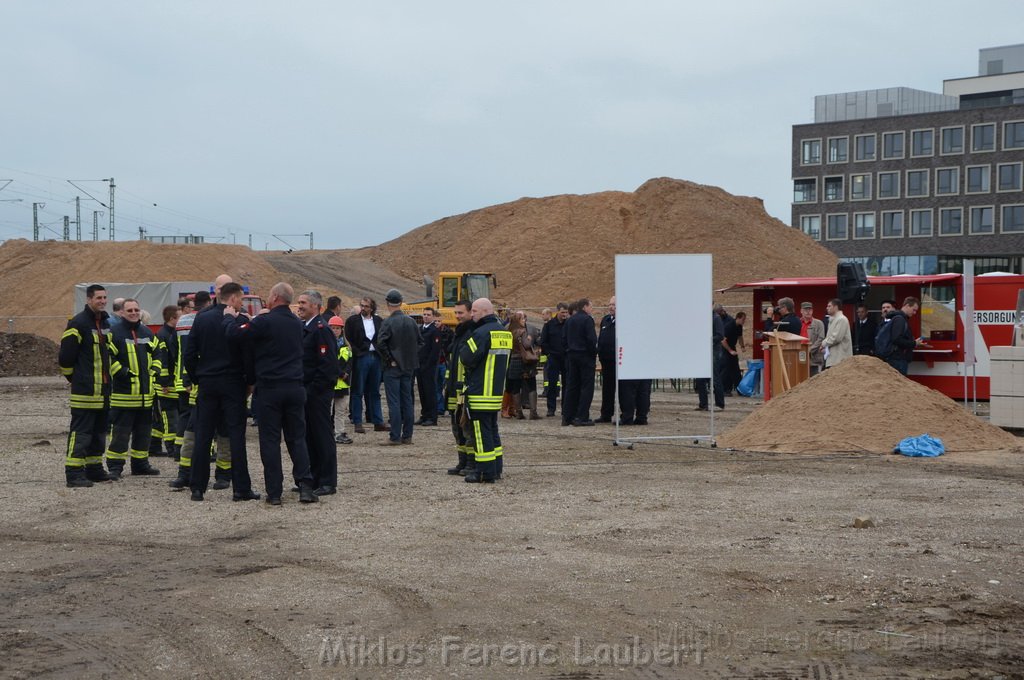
[[296, 290, 340, 496], [224, 282, 318, 504], [58, 284, 114, 487], [149, 304, 180, 458], [182, 282, 258, 502], [459, 298, 512, 483], [168, 293, 204, 488], [444, 300, 474, 476], [104, 298, 162, 479], [597, 296, 617, 423], [539, 302, 569, 417]]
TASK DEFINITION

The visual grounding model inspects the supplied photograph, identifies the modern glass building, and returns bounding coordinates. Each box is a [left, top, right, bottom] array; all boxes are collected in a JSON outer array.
[[792, 45, 1024, 275]]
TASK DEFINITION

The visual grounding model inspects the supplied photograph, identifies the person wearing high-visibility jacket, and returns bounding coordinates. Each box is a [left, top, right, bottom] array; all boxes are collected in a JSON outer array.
[[459, 298, 512, 483], [58, 284, 114, 487], [148, 304, 181, 459], [328, 315, 353, 445], [444, 300, 474, 476], [105, 298, 161, 479]]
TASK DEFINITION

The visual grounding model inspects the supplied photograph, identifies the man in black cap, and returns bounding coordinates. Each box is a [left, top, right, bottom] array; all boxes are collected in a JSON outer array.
[[377, 289, 423, 445]]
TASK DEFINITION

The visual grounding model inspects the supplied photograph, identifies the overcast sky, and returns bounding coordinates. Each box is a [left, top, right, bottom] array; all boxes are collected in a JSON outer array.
[[1, 2, 1021, 249]]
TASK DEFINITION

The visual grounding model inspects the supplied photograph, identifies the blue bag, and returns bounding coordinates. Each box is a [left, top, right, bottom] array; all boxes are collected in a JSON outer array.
[[894, 434, 945, 457], [736, 360, 763, 397]]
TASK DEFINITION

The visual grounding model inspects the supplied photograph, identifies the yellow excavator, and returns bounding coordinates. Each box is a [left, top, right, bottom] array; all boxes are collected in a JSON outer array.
[[401, 272, 500, 327]]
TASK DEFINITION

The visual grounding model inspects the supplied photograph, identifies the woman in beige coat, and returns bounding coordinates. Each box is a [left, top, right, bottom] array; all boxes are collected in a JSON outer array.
[[822, 298, 853, 368]]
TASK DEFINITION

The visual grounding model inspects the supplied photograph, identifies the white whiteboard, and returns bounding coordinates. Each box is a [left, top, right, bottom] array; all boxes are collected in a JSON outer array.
[[616, 254, 712, 380]]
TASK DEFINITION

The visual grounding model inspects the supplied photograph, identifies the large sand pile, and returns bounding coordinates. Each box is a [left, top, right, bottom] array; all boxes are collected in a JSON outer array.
[[0, 240, 291, 341], [363, 177, 838, 307], [718, 356, 1020, 454]]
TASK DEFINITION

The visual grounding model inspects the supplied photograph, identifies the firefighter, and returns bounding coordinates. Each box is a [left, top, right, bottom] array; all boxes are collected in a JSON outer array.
[[58, 284, 114, 487], [445, 299, 474, 476], [459, 298, 512, 483], [149, 304, 181, 458], [296, 290, 340, 495], [168, 291, 230, 490], [183, 282, 259, 502], [105, 298, 161, 478], [224, 282, 317, 505]]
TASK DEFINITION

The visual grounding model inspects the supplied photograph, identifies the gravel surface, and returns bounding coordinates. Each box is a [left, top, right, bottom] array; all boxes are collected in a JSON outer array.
[[1, 376, 1021, 679]]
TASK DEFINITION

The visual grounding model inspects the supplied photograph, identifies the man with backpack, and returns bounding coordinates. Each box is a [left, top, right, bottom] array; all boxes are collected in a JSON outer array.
[[875, 297, 920, 376]]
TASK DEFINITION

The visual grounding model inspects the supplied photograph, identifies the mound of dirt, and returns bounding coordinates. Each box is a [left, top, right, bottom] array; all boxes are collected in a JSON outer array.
[[364, 177, 837, 307], [0, 240, 297, 342], [263, 250, 419, 311], [718, 355, 1020, 454], [0, 332, 59, 377]]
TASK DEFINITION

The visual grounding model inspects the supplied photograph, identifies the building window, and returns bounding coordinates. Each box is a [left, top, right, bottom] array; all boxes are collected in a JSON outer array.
[[1002, 205, 1024, 233], [910, 209, 933, 237], [970, 206, 994, 234], [854, 134, 876, 161], [1004, 121, 1024, 150], [906, 169, 929, 197], [793, 178, 817, 203], [972, 123, 996, 152], [850, 173, 872, 201], [853, 212, 875, 239], [939, 207, 963, 236], [997, 162, 1023, 192], [966, 165, 991, 194], [877, 171, 900, 199], [824, 176, 844, 202], [827, 137, 848, 163], [881, 211, 904, 238], [935, 167, 959, 195], [940, 126, 964, 154], [826, 214, 848, 240], [882, 131, 904, 159], [911, 129, 934, 157], [801, 139, 821, 165], [800, 215, 821, 240]]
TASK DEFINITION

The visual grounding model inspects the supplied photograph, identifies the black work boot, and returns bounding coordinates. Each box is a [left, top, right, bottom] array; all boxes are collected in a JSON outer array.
[[212, 468, 231, 490], [447, 451, 468, 476], [168, 465, 191, 490], [298, 484, 320, 503], [464, 461, 494, 484], [66, 467, 94, 488], [131, 458, 161, 476], [106, 460, 125, 481], [84, 463, 113, 483]]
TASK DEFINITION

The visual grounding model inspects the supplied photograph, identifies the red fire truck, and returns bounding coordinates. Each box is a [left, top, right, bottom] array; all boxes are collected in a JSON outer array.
[[721, 272, 1024, 400]]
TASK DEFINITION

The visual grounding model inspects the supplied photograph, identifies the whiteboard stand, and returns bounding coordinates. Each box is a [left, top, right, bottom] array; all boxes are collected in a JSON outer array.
[[612, 254, 716, 450]]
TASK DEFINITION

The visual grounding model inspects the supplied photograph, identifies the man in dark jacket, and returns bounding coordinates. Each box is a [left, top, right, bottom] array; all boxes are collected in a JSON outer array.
[[776, 297, 802, 335], [377, 289, 423, 445], [344, 298, 385, 434], [885, 297, 921, 376], [58, 284, 113, 487], [225, 282, 317, 504], [597, 297, 617, 423], [539, 303, 569, 417], [297, 290, 340, 495], [183, 282, 258, 502], [415, 308, 442, 426], [852, 303, 877, 356], [562, 298, 598, 426], [696, 307, 726, 411]]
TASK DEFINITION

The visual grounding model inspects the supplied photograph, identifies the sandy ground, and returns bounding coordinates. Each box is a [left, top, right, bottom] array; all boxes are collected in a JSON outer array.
[[1, 376, 1022, 679]]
